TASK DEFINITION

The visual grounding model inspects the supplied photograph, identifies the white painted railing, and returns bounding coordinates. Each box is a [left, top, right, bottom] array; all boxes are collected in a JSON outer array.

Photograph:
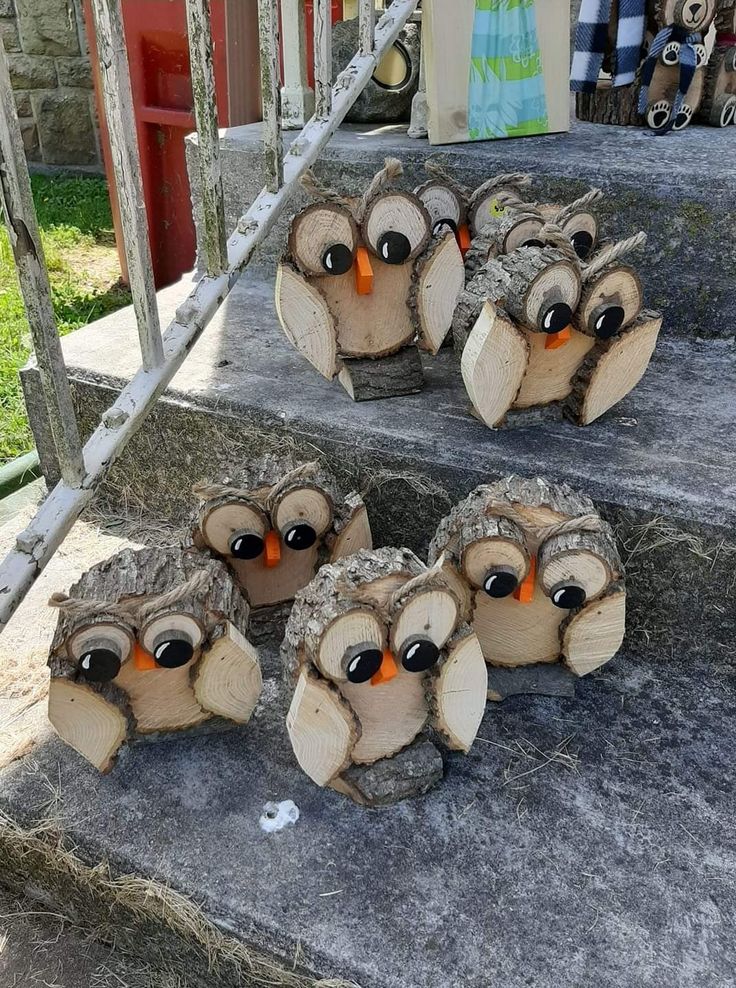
[[0, 0, 420, 631]]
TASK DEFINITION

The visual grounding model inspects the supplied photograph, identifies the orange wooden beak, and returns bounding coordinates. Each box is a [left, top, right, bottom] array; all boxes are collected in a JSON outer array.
[[355, 246, 374, 295], [457, 223, 472, 257], [133, 641, 158, 671], [263, 530, 281, 568], [513, 556, 537, 604], [371, 648, 398, 686], [545, 326, 573, 350]]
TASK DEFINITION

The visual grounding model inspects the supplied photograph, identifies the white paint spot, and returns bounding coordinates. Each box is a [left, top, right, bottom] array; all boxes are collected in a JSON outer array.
[[259, 799, 300, 833]]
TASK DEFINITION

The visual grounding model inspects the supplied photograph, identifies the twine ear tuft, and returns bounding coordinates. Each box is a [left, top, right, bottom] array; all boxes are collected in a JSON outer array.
[[359, 157, 405, 220], [583, 232, 647, 282], [299, 170, 353, 209]]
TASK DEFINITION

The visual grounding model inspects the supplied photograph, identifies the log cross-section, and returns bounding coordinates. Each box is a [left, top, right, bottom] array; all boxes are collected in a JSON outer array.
[[89, 0, 164, 370]]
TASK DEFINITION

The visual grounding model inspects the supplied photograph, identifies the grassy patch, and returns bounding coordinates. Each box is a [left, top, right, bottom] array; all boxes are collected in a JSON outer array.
[[0, 175, 131, 465]]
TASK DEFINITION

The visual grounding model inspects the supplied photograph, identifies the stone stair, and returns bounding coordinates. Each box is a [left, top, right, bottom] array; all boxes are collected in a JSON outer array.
[[10, 120, 736, 987]]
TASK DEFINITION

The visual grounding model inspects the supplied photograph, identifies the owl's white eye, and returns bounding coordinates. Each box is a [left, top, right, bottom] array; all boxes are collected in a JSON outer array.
[[140, 613, 203, 669], [461, 533, 529, 593], [200, 500, 268, 558], [363, 192, 431, 264], [69, 622, 133, 682], [391, 589, 458, 661], [271, 486, 332, 550], [317, 609, 385, 682], [538, 533, 615, 608], [577, 265, 643, 339], [415, 182, 463, 237], [289, 203, 358, 277]]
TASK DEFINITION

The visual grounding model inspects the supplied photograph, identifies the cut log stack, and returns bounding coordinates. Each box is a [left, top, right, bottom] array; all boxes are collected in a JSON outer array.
[[576, 0, 722, 133], [698, 1, 736, 126], [455, 219, 661, 428], [190, 454, 372, 608], [428, 476, 627, 701], [282, 547, 487, 806], [275, 157, 465, 401], [47, 547, 262, 772]]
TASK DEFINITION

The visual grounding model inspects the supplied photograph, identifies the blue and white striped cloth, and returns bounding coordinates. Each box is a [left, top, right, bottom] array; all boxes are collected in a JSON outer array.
[[570, 0, 647, 92]]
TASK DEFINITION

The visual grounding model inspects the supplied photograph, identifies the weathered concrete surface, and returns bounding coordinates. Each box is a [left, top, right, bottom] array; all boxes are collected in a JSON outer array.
[[186, 122, 736, 340], [1, 636, 734, 988], [21, 272, 736, 664]]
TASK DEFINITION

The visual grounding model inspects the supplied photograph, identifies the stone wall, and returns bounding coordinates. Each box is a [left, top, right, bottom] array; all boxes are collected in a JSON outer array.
[[2, 0, 100, 167]]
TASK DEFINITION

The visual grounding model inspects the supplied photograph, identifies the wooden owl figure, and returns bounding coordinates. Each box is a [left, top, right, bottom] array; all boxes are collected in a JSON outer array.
[[463, 188, 604, 278], [639, 0, 715, 131], [282, 547, 487, 807], [698, 0, 736, 126], [191, 456, 372, 609], [276, 158, 465, 401], [428, 477, 626, 698], [455, 235, 662, 428], [47, 547, 261, 773], [413, 167, 530, 257]]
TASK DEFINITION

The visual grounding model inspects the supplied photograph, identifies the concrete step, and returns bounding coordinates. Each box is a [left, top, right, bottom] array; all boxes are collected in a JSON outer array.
[[22, 269, 736, 666], [1, 480, 734, 987], [2, 628, 735, 988], [186, 121, 736, 341]]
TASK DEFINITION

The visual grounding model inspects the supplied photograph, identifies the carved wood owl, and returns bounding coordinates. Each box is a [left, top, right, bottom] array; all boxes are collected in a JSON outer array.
[[455, 237, 661, 428], [47, 546, 261, 772], [190, 455, 372, 609], [282, 547, 487, 806], [275, 158, 465, 401], [428, 477, 626, 690]]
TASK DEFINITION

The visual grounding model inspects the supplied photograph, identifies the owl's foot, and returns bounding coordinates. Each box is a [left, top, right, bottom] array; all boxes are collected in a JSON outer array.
[[673, 102, 695, 131], [646, 99, 673, 131], [338, 346, 424, 401], [565, 310, 661, 425], [333, 738, 443, 807]]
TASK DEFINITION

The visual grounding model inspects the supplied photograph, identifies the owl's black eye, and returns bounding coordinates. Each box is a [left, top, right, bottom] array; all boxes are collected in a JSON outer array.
[[229, 532, 264, 560], [79, 648, 121, 683], [550, 583, 587, 610], [571, 231, 594, 260], [522, 238, 545, 249], [378, 231, 411, 265], [346, 646, 383, 684], [483, 568, 519, 599], [593, 305, 625, 339], [283, 523, 317, 551], [153, 638, 194, 669], [541, 302, 573, 334], [401, 638, 440, 673], [433, 218, 457, 236], [321, 243, 353, 276]]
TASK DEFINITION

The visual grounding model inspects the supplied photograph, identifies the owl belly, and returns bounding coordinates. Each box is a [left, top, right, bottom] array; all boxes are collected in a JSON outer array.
[[472, 589, 565, 667], [339, 666, 429, 764], [115, 656, 210, 732], [230, 544, 319, 607], [514, 328, 594, 408], [316, 261, 414, 358]]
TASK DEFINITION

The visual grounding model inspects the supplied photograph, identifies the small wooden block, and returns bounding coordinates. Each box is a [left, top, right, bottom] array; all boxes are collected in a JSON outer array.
[[338, 346, 425, 401], [336, 738, 443, 808]]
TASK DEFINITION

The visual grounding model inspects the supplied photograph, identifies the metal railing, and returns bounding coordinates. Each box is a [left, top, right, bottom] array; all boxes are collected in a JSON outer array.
[[0, 0, 419, 631]]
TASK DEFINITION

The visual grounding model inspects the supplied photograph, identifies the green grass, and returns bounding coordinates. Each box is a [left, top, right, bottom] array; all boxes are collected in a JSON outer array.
[[0, 175, 131, 465]]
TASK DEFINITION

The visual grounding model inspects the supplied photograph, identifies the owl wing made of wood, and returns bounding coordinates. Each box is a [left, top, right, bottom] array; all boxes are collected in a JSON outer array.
[[47, 546, 261, 772], [281, 547, 487, 806], [191, 456, 372, 608], [276, 158, 465, 401], [428, 477, 626, 691], [455, 236, 661, 428]]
